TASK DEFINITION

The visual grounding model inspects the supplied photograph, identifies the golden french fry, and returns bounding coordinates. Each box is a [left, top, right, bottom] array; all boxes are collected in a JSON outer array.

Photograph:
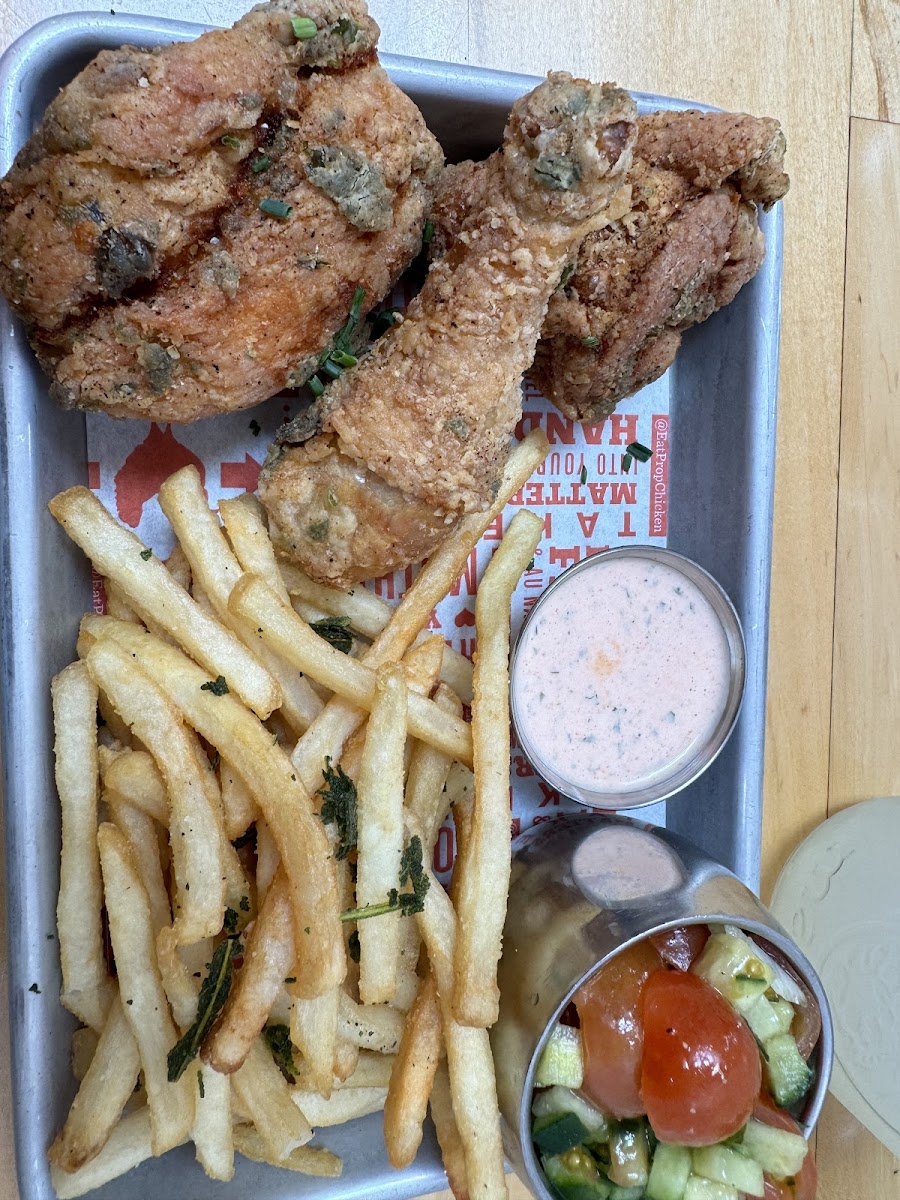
[[431, 1062, 471, 1200], [80, 616, 344, 999], [229, 576, 472, 767], [384, 971, 442, 1169], [406, 683, 464, 853], [100, 748, 168, 824], [453, 510, 543, 1028], [107, 794, 171, 935], [293, 1086, 388, 1127], [310, 1050, 396, 1091], [232, 1037, 312, 1161], [104, 581, 141, 624], [48, 486, 280, 718], [290, 986, 339, 1100], [86, 639, 225, 945], [49, 995, 141, 1173], [393, 916, 422, 1013], [165, 542, 192, 592], [50, 1109, 178, 1200], [219, 493, 291, 602], [156, 927, 207, 1031], [220, 757, 259, 843], [192, 1063, 234, 1182], [158, 466, 322, 736], [70, 1027, 99, 1085], [97, 689, 134, 748], [233, 1124, 342, 1177], [338, 992, 406, 1056], [449, 773, 475, 910], [357, 665, 408, 1005], [52, 662, 115, 1033], [97, 824, 195, 1154], [255, 816, 279, 905], [332, 1036, 360, 1083], [402, 633, 445, 695], [206, 869, 294, 1074]]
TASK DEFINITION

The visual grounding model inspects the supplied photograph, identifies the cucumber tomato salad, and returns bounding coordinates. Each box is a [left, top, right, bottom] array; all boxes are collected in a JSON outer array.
[[532, 925, 822, 1200]]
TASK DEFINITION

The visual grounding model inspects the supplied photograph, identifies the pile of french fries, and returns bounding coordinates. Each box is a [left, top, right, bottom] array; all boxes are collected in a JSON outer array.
[[46, 429, 549, 1199]]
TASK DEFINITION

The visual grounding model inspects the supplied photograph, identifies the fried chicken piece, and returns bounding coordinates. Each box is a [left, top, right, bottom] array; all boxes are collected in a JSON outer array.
[[43, 60, 442, 420], [432, 109, 789, 423], [0, 0, 379, 333], [259, 73, 638, 586]]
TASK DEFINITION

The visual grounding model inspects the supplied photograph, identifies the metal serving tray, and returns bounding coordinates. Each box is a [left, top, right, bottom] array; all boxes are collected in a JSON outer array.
[[0, 12, 782, 1200]]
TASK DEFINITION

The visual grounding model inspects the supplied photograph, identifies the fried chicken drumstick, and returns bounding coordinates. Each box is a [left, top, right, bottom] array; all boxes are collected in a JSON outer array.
[[0, 0, 443, 422], [259, 72, 638, 586], [432, 108, 789, 423]]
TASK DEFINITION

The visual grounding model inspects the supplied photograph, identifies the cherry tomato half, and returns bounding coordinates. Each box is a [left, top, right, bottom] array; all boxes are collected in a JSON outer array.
[[755, 1092, 817, 1200], [640, 970, 761, 1145], [650, 924, 710, 971], [574, 940, 661, 1118]]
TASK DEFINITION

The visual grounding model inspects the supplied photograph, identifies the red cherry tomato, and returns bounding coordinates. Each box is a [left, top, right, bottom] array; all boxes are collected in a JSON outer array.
[[574, 940, 661, 1117], [755, 1093, 817, 1200], [650, 924, 710, 971], [756, 939, 823, 1059], [640, 970, 761, 1145]]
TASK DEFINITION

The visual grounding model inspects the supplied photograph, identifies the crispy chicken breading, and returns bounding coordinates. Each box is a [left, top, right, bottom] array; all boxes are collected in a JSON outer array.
[[432, 109, 789, 423], [0, 0, 442, 422], [259, 72, 638, 586]]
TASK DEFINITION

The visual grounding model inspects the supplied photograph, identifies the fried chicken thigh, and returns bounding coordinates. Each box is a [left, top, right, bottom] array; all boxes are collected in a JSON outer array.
[[432, 109, 789, 423], [259, 73, 638, 586], [0, 0, 442, 422]]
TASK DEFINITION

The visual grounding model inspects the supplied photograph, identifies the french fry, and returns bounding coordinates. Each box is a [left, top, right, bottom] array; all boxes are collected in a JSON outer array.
[[338, 992, 406, 1055], [97, 823, 195, 1154], [231, 1036, 313, 1161], [383, 971, 443, 1168], [192, 1063, 234, 1182], [107, 794, 171, 935], [431, 1063, 471, 1200], [52, 662, 115, 1033], [158, 466, 323, 736], [80, 615, 344, 999], [393, 916, 422, 1013], [406, 684, 464, 853], [104, 580, 141, 624], [290, 1049, 396, 1092], [48, 994, 141, 1173], [96, 689, 133, 748], [156, 927, 207, 1030], [332, 1036, 360, 1083], [453, 510, 544, 1028], [356, 664, 408, 1005], [219, 492, 291, 602], [205, 869, 294, 1074], [290, 986, 339, 1100], [293, 1086, 389, 1127], [99, 748, 168, 824], [449, 774, 475, 910], [50, 1109, 179, 1200], [165, 542, 192, 592], [229, 576, 472, 766], [86, 639, 225, 944], [220, 757, 258, 842], [255, 816, 279, 904], [232, 1125, 342, 1177], [48, 485, 280, 718], [70, 1027, 99, 1085]]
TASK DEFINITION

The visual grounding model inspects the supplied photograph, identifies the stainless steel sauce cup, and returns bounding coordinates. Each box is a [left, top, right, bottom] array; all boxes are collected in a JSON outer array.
[[493, 813, 833, 1196], [509, 546, 746, 810]]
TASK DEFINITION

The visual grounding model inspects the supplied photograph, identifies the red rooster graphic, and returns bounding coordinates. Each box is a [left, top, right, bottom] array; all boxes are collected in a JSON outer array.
[[114, 425, 205, 527]]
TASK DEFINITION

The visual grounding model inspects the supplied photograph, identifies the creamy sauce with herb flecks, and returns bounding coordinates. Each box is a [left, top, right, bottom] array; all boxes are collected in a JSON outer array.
[[514, 556, 732, 793]]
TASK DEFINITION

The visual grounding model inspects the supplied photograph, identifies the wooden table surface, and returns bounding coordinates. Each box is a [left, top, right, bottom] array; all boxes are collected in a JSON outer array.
[[0, 1, 898, 1198]]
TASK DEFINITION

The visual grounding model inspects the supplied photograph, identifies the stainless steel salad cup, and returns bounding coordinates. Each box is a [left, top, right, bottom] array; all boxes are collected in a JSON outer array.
[[492, 813, 833, 1197]]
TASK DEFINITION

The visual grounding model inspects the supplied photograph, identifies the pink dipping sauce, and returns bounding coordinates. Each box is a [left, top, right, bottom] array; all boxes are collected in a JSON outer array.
[[514, 555, 732, 794]]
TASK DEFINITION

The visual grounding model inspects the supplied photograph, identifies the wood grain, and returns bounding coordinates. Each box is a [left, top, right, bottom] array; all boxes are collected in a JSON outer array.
[[852, 0, 900, 121]]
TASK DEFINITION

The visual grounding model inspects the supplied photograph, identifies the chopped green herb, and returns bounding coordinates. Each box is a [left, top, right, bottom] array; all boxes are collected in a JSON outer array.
[[223, 907, 240, 933], [557, 263, 575, 290], [290, 15, 318, 39], [444, 415, 469, 441], [325, 489, 339, 509], [580, 465, 588, 485], [622, 452, 633, 474], [259, 198, 292, 220], [321, 357, 344, 380], [422, 219, 434, 244], [140, 548, 153, 561], [341, 836, 429, 921], [308, 375, 325, 397], [239, 895, 250, 912], [200, 675, 230, 696], [526, 558, 535, 570], [307, 518, 329, 542], [251, 155, 271, 174], [626, 440, 653, 463], [318, 758, 358, 859], [220, 134, 242, 151], [304, 926, 311, 934], [249, 419, 261, 437], [330, 350, 358, 369], [28, 982, 40, 994], [197, 1069, 205, 1098], [264, 1023, 298, 1082], [167, 936, 241, 1080], [310, 615, 353, 655], [581, 335, 599, 347], [370, 307, 400, 339]]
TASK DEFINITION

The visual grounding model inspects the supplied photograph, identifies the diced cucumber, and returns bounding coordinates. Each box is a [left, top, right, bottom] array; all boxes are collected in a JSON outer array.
[[646, 1142, 692, 1200], [733, 993, 795, 1043], [722, 927, 807, 1006], [533, 1086, 609, 1142], [763, 1032, 814, 1108], [536, 1024, 584, 1088], [691, 1145, 765, 1197], [608, 1120, 650, 1188], [534, 1112, 592, 1157], [542, 1148, 612, 1199], [683, 1177, 739, 1200], [609, 1187, 645, 1200], [741, 1118, 809, 1180], [692, 933, 773, 1003]]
